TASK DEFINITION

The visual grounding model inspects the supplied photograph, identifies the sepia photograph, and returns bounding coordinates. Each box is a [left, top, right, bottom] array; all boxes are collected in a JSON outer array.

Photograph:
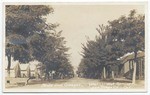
[[3, 2, 147, 92]]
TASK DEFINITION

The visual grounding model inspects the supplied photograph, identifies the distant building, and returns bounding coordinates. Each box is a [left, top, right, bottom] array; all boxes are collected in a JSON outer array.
[[5, 58, 40, 78]]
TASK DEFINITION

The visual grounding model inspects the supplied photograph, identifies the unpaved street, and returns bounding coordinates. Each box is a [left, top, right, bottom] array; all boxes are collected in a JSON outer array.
[[6, 76, 145, 90]]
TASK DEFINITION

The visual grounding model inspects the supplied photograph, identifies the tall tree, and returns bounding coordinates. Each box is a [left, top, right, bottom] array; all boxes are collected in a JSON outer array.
[[108, 10, 144, 83], [78, 25, 121, 79], [77, 10, 144, 81], [30, 31, 73, 80], [6, 5, 55, 37], [5, 5, 74, 79], [5, 5, 55, 76]]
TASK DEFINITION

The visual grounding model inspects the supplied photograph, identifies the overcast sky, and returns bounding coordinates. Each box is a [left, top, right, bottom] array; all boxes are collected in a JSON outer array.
[[46, 4, 145, 70]]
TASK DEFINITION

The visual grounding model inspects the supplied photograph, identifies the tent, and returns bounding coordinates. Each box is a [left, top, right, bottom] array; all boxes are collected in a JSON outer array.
[[5, 57, 20, 77], [14, 62, 21, 78], [20, 64, 31, 78], [29, 61, 40, 78]]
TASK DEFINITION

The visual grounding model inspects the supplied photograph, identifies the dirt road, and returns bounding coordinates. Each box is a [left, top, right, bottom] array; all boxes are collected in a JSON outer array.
[[5, 76, 145, 90]]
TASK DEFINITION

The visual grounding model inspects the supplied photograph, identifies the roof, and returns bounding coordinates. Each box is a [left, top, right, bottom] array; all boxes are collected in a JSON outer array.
[[5, 59, 40, 71], [29, 60, 40, 70], [20, 64, 30, 70], [28, 60, 40, 65], [119, 51, 144, 64], [29, 64, 37, 71]]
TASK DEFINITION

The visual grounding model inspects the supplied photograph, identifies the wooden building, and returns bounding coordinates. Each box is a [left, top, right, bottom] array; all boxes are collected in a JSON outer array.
[[118, 51, 145, 80]]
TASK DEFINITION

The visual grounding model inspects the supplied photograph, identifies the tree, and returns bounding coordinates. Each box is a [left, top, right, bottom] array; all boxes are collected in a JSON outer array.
[[108, 10, 144, 83], [77, 10, 144, 81], [77, 24, 122, 79], [6, 34, 31, 76], [30, 31, 73, 80], [5, 5, 74, 79], [6, 5, 55, 37], [5, 5, 55, 76]]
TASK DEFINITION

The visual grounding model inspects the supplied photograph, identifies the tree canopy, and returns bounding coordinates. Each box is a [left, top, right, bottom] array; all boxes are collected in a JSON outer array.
[[5, 5, 74, 79], [77, 10, 144, 80]]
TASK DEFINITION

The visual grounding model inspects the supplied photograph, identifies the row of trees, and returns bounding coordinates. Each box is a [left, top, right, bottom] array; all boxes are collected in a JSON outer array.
[[77, 10, 144, 83], [6, 5, 74, 79]]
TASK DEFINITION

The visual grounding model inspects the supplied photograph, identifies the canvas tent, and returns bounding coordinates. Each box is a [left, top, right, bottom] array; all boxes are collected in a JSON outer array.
[[5, 57, 20, 77], [5, 58, 41, 78], [20, 64, 31, 78], [14, 62, 21, 78], [28, 60, 41, 79], [5, 62, 21, 78]]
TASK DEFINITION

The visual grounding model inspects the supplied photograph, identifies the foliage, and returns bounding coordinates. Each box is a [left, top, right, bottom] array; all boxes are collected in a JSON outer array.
[[77, 10, 144, 79], [6, 5, 56, 37], [5, 5, 74, 79], [108, 10, 144, 53], [30, 31, 74, 78], [5, 5, 55, 63]]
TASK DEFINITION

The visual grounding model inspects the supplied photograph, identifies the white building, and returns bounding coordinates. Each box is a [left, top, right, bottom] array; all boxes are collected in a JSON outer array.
[[5, 57, 40, 78]]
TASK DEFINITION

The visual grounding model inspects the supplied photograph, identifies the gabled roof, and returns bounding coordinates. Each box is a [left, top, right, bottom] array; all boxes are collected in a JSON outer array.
[[29, 64, 37, 71], [29, 60, 40, 70], [20, 64, 30, 70], [5, 59, 40, 71]]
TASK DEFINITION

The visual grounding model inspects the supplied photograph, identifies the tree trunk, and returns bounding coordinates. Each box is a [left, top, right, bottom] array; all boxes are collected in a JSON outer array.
[[7, 54, 11, 77], [112, 71, 114, 79], [132, 62, 136, 84], [44, 69, 49, 81], [132, 51, 137, 84], [103, 66, 106, 79], [140, 58, 143, 79]]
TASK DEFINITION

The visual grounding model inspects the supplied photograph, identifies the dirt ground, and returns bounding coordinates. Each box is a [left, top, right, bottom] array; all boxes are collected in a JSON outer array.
[[5, 76, 145, 91]]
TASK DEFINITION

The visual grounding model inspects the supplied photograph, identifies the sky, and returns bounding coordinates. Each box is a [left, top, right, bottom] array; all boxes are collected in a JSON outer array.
[[46, 4, 145, 70]]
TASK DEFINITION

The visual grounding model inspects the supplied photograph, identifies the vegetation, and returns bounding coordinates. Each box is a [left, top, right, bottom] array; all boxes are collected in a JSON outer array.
[[77, 10, 144, 83], [109, 10, 144, 83], [5, 6, 144, 84], [5, 5, 74, 79]]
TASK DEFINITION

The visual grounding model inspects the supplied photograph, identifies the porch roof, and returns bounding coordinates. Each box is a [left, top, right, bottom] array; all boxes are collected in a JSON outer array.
[[118, 51, 144, 64]]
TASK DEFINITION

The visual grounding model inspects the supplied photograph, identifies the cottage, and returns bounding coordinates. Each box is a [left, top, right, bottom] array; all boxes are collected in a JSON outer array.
[[118, 51, 145, 80]]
